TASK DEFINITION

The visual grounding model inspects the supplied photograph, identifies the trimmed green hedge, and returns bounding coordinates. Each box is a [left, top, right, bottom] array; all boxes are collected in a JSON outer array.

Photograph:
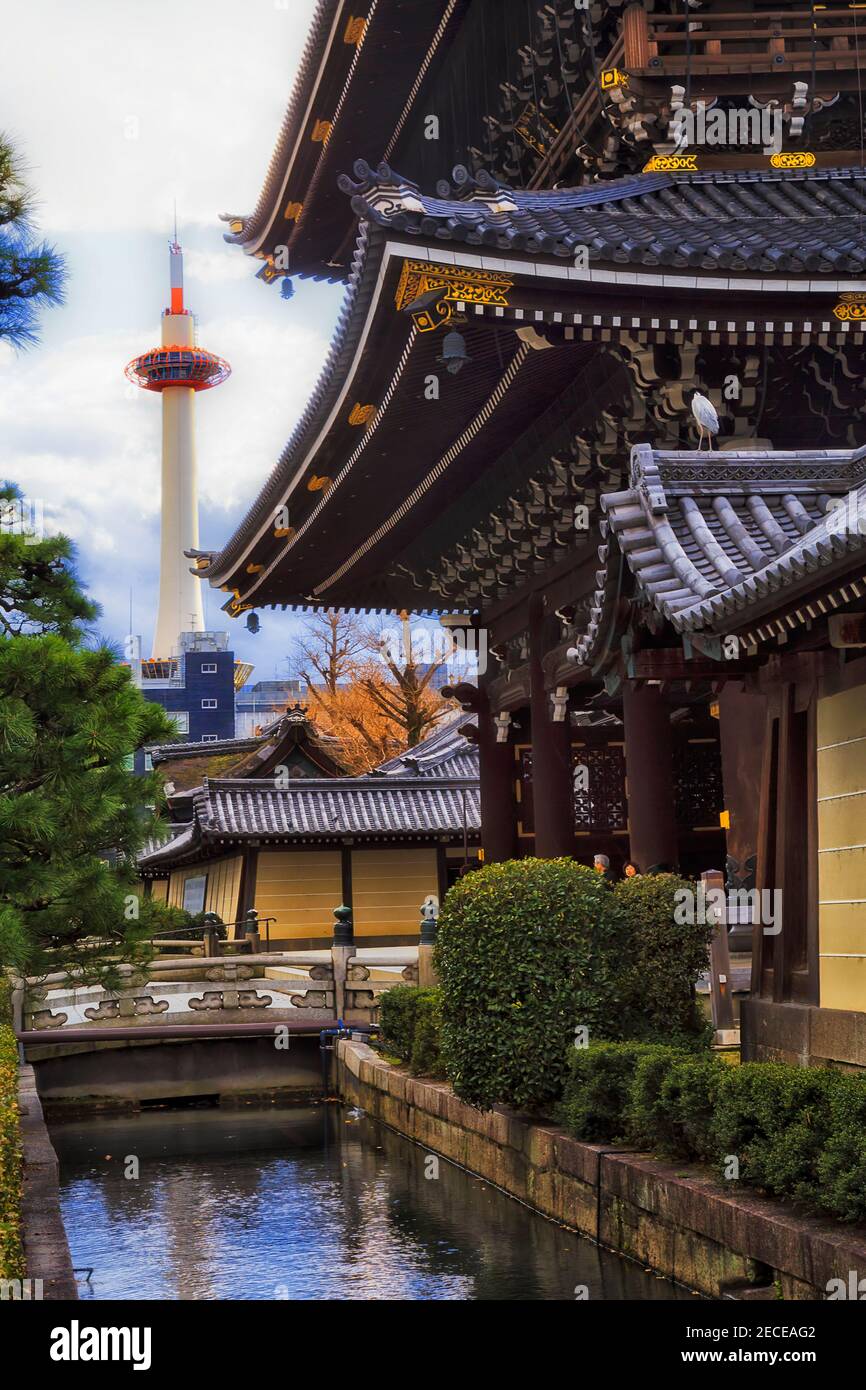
[[0, 976, 24, 1280], [433, 860, 712, 1112], [614, 873, 713, 1046], [434, 859, 624, 1110], [378, 986, 445, 1078], [559, 1041, 866, 1222]]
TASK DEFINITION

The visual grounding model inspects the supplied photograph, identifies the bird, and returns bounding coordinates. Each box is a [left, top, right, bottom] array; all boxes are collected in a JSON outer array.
[[691, 392, 720, 451]]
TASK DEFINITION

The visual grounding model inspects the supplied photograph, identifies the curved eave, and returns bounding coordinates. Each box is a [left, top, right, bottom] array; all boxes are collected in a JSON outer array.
[[200, 178, 865, 611], [223, 0, 467, 279]]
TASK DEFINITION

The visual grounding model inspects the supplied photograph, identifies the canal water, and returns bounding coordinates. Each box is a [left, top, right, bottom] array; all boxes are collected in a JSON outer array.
[[51, 1103, 691, 1301]]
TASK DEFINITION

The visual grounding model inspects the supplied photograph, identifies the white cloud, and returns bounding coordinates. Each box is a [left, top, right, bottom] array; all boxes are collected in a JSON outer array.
[[184, 248, 252, 285]]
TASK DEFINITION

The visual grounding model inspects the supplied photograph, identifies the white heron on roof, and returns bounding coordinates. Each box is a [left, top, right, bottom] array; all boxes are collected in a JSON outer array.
[[691, 391, 720, 451]]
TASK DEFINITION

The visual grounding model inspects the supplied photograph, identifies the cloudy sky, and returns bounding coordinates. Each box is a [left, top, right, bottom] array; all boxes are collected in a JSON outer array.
[[0, 0, 344, 681]]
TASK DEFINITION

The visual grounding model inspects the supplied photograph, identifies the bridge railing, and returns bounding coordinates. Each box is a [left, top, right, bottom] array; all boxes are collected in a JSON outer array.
[[18, 902, 436, 1037]]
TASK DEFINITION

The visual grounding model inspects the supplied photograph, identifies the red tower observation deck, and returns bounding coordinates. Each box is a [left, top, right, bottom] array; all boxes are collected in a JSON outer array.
[[125, 242, 230, 390]]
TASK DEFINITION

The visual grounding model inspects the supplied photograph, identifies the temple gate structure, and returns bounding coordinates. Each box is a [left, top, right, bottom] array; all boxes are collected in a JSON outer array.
[[188, 2, 865, 1065]]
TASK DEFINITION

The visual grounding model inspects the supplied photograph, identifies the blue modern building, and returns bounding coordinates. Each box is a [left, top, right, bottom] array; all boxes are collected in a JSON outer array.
[[126, 631, 239, 773]]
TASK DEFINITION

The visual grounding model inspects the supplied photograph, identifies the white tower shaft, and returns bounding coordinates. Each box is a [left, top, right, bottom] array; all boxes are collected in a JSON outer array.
[[151, 251, 206, 658]]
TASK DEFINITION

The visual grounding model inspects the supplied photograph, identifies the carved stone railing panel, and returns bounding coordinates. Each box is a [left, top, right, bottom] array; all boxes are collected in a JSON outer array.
[[83, 996, 169, 1021], [204, 964, 255, 983], [290, 991, 331, 1010], [188, 990, 273, 1012], [27, 1009, 68, 1031]]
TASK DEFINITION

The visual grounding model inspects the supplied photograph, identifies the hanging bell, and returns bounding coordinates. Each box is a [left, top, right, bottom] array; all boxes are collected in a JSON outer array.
[[437, 329, 471, 376]]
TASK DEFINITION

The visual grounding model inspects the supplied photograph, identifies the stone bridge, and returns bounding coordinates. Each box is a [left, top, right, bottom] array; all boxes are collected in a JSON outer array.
[[13, 908, 437, 1106]]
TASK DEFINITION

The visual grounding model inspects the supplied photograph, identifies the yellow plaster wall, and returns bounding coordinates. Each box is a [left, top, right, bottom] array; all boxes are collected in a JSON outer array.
[[817, 688, 866, 1012], [150, 880, 168, 905], [167, 856, 242, 925], [351, 847, 438, 936], [254, 849, 342, 940]]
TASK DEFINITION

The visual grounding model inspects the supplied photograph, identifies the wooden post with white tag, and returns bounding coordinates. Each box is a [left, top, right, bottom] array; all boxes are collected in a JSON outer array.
[[702, 868, 736, 1042]]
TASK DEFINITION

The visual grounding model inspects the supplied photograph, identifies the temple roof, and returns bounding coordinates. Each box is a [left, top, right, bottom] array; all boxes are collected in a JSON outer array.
[[148, 704, 351, 804], [570, 443, 866, 661], [195, 163, 866, 619], [139, 715, 479, 870], [372, 716, 478, 779], [340, 162, 866, 274]]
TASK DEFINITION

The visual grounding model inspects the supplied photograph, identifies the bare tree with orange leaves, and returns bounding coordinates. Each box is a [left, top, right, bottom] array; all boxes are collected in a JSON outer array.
[[288, 611, 449, 772]]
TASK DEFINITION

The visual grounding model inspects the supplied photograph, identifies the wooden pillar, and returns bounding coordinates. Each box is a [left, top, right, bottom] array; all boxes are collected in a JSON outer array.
[[528, 598, 574, 857], [236, 845, 259, 939], [477, 670, 517, 862], [623, 3, 651, 69], [621, 681, 678, 871], [718, 682, 766, 887]]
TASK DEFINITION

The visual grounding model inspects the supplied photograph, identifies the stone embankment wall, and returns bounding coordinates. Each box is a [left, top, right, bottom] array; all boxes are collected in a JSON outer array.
[[18, 1063, 77, 1300], [336, 1039, 866, 1301]]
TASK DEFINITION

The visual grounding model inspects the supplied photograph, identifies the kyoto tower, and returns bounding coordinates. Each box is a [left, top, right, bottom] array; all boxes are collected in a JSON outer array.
[[126, 240, 230, 658]]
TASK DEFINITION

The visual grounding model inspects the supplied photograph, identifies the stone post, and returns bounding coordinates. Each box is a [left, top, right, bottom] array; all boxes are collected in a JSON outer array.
[[419, 899, 439, 988], [331, 904, 354, 1023], [203, 912, 221, 960], [244, 908, 261, 954]]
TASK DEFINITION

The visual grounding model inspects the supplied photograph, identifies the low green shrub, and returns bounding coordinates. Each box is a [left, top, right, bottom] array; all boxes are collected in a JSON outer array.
[[560, 1043, 866, 1221], [712, 1062, 842, 1205], [0, 976, 24, 1280], [409, 990, 445, 1079], [378, 986, 444, 1077], [816, 1076, 866, 1222], [434, 858, 624, 1111], [559, 1042, 661, 1142], [630, 1049, 728, 1160]]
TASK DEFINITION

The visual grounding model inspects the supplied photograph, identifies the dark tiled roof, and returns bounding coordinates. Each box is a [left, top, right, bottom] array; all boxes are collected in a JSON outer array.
[[594, 443, 866, 641], [339, 162, 866, 274], [374, 715, 478, 779], [203, 776, 478, 840], [139, 777, 478, 867], [138, 718, 479, 869], [151, 736, 261, 764]]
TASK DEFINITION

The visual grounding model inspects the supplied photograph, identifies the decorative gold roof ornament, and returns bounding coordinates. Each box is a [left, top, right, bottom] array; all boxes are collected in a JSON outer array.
[[769, 152, 816, 169], [311, 119, 333, 144], [600, 68, 629, 91], [283, 201, 304, 222], [348, 403, 376, 426], [833, 293, 866, 322], [394, 260, 513, 317], [343, 16, 366, 45], [643, 153, 698, 173]]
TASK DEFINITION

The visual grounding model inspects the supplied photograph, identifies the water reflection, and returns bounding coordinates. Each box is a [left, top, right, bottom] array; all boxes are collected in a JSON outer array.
[[51, 1105, 690, 1301]]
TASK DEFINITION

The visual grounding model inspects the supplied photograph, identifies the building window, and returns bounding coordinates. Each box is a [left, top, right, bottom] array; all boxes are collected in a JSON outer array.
[[172, 712, 189, 735], [144, 753, 153, 771], [201, 698, 218, 709], [201, 734, 219, 743], [201, 663, 217, 674]]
